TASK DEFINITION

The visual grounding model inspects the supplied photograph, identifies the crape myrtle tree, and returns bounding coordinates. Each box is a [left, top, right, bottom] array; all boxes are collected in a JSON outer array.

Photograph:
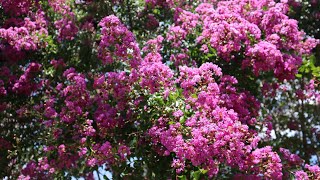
[[0, 0, 319, 179]]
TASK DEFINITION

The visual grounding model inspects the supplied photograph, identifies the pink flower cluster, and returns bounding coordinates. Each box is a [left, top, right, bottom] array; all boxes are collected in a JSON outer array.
[[250, 146, 282, 179], [0, 62, 43, 100], [279, 148, 303, 166], [0, 0, 32, 16], [49, 0, 79, 41], [137, 61, 174, 94], [142, 35, 164, 53], [98, 15, 141, 67], [295, 164, 320, 180], [0, 11, 48, 52], [176, 10, 199, 32], [12, 62, 43, 95], [54, 15, 78, 41], [147, 63, 272, 177], [162, 0, 319, 80], [244, 41, 282, 76]]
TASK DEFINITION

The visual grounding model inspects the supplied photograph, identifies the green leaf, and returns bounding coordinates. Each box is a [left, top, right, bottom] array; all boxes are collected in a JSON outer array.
[[179, 117, 186, 124], [178, 175, 187, 180], [200, 168, 208, 174], [191, 170, 201, 180]]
